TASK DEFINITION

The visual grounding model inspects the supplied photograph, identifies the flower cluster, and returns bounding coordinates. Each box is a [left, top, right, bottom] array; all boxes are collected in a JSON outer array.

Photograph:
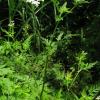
[[96, 96, 100, 100], [26, 0, 44, 7]]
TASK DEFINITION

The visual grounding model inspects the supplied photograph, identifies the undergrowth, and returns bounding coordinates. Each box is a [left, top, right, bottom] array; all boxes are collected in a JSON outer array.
[[0, 0, 100, 100]]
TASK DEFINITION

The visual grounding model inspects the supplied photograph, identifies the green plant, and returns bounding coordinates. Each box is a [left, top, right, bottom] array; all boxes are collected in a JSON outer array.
[[0, 0, 100, 99]]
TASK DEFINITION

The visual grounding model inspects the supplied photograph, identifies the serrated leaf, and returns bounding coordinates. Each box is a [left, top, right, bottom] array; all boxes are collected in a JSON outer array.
[[57, 32, 64, 41], [59, 2, 70, 14], [0, 68, 13, 76]]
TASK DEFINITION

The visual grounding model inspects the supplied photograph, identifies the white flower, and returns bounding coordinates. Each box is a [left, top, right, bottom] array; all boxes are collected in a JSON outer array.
[[96, 96, 100, 100], [26, 0, 44, 7]]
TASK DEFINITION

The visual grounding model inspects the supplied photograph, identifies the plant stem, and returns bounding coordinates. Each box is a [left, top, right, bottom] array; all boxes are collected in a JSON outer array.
[[69, 69, 82, 91], [40, 55, 48, 100]]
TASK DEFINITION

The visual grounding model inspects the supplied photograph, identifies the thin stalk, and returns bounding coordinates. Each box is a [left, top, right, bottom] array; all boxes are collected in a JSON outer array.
[[40, 55, 48, 100], [35, 1, 51, 15], [50, 22, 59, 41], [50, 2, 59, 41], [81, 28, 84, 42], [68, 69, 82, 91]]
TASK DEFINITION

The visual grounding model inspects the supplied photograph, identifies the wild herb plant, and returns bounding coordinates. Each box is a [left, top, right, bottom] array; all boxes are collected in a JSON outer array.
[[0, 0, 100, 100]]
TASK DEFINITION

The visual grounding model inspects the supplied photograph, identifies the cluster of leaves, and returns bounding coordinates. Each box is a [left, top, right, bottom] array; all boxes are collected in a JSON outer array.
[[0, 0, 100, 100]]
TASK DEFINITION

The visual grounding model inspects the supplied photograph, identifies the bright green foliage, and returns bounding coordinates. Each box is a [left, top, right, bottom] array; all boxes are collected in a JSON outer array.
[[76, 51, 97, 71], [0, 0, 100, 100], [74, 0, 89, 5]]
